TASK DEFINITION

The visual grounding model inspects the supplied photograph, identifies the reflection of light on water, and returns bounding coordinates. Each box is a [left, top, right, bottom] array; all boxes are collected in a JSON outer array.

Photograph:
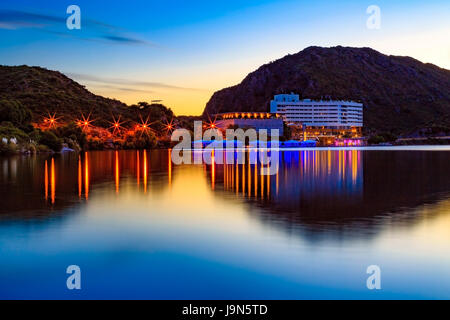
[[78, 155, 82, 199], [44, 160, 48, 201], [328, 150, 331, 175], [143, 150, 148, 193], [136, 151, 140, 188], [3, 149, 450, 299], [352, 150, 358, 184], [51, 158, 55, 204], [215, 150, 363, 202], [168, 149, 172, 188], [115, 151, 120, 194], [85, 152, 89, 200], [276, 163, 279, 196], [235, 162, 239, 195], [240, 163, 245, 195], [248, 161, 251, 198], [40, 149, 363, 205], [254, 161, 258, 197], [267, 162, 270, 197], [259, 166, 263, 199], [211, 150, 215, 190]]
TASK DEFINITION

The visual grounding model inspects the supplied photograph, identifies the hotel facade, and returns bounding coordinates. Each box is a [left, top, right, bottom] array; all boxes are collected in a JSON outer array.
[[215, 112, 284, 136], [270, 94, 364, 144]]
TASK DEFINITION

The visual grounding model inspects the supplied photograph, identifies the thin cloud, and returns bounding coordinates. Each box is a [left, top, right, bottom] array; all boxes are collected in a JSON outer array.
[[67, 73, 206, 92], [0, 9, 156, 47], [88, 84, 155, 94]]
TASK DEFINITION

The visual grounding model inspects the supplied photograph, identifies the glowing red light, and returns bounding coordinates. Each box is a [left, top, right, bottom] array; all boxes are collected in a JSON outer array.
[[43, 112, 60, 128]]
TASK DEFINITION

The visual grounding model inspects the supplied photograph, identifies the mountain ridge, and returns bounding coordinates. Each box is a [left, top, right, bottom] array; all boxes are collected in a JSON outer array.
[[203, 46, 450, 134]]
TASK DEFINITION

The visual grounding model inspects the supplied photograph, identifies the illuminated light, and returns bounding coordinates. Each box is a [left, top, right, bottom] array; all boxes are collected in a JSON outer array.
[[43, 112, 61, 129], [137, 115, 156, 137], [162, 118, 176, 135], [51, 158, 55, 204], [205, 114, 218, 130], [77, 113, 94, 131], [44, 160, 48, 201]]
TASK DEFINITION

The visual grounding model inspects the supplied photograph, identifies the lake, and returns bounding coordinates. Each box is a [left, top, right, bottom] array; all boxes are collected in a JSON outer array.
[[1, 148, 450, 299]]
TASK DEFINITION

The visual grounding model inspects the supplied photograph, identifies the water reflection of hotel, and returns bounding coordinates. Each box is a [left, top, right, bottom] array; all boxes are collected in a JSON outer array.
[[206, 150, 363, 202]]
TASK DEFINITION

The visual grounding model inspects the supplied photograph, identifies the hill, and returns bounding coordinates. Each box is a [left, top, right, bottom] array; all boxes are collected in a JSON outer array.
[[0, 65, 175, 152], [204, 46, 450, 135], [0, 65, 133, 126]]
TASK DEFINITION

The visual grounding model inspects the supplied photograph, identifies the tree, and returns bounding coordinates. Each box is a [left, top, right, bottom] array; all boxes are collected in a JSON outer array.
[[39, 131, 62, 152], [0, 100, 32, 129]]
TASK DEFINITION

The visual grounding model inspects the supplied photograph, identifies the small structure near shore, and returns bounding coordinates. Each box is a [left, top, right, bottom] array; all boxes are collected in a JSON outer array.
[[214, 112, 284, 136]]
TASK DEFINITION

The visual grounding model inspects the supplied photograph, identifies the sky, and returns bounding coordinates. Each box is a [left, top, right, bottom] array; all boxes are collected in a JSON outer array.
[[0, 0, 449, 115]]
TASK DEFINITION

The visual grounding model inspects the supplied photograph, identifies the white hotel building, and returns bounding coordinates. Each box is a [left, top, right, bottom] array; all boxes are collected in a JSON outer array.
[[270, 94, 363, 141], [270, 94, 363, 127]]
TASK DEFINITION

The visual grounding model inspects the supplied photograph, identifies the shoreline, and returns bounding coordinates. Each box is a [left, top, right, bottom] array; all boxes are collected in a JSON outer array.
[[2, 144, 450, 156]]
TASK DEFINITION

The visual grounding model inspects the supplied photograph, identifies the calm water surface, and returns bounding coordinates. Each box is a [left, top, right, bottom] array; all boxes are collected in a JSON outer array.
[[1, 148, 450, 299]]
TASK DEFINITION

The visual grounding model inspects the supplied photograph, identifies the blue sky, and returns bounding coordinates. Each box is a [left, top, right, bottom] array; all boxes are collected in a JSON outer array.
[[0, 0, 449, 115]]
